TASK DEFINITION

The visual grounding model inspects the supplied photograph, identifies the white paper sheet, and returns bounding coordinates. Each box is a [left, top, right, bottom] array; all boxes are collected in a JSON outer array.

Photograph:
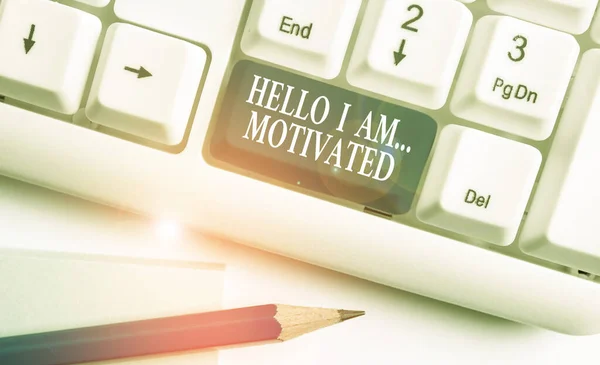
[[0, 249, 224, 365]]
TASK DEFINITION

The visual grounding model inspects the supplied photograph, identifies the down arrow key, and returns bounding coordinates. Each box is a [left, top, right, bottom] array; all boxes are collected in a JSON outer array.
[[393, 39, 407, 66], [23, 24, 36, 54]]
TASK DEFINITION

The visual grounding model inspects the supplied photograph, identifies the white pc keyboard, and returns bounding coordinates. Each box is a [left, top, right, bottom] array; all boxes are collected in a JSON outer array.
[[2, 0, 600, 335]]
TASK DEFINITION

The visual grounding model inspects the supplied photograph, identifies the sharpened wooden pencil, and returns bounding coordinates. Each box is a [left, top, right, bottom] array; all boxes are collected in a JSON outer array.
[[0, 304, 365, 365]]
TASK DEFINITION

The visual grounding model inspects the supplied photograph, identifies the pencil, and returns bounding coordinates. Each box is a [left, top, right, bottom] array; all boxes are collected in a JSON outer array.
[[0, 304, 365, 365]]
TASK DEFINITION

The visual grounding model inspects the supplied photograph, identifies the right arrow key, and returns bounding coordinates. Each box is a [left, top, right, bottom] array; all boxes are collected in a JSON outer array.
[[124, 65, 152, 79], [86, 23, 206, 145]]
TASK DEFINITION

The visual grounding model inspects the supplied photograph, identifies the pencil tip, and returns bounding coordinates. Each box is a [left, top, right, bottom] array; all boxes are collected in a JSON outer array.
[[338, 309, 365, 322]]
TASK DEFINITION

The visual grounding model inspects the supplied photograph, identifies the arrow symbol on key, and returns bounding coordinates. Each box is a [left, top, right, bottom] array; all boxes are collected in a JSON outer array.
[[124, 66, 153, 79], [23, 24, 36, 54], [393, 39, 407, 66]]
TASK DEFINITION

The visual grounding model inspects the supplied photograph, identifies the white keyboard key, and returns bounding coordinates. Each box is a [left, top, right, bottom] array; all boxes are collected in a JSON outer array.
[[520, 49, 600, 275], [487, 0, 598, 35], [113, 0, 246, 49], [86, 23, 206, 145], [347, 0, 472, 109], [588, 7, 600, 44], [450, 16, 578, 141], [240, 0, 361, 79], [0, 0, 101, 114], [417, 125, 541, 246], [73, 0, 111, 7]]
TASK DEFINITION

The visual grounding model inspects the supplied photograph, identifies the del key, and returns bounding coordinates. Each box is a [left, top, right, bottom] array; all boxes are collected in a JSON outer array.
[[210, 61, 437, 215]]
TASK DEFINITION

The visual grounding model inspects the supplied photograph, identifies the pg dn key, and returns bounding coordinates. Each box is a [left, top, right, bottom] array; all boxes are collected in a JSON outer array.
[[451, 16, 579, 141]]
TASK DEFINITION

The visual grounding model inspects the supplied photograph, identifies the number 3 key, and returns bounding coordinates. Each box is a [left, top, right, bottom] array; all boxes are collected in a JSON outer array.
[[451, 16, 579, 141]]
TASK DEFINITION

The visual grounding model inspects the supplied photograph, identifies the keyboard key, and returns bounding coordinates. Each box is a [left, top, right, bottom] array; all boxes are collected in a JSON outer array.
[[86, 23, 206, 145], [520, 49, 600, 275], [0, 0, 101, 114], [73, 0, 111, 7], [347, 0, 472, 109], [487, 0, 597, 35], [240, 0, 361, 79], [210, 61, 437, 215], [417, 125, 541, 245], [589, 7, 600, 44], [114, 0, 246, 49], [450, 16, 578, 141]]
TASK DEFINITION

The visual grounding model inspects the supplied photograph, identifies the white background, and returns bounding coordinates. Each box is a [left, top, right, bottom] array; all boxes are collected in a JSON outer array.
[[1, 174, 599, 364]]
